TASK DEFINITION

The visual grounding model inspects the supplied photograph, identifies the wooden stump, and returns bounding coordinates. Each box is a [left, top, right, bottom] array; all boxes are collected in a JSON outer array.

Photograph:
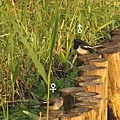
[[78, 64, 108, 120], [88, 58, 108, 120], [110, 35, 120, 42], [40, 117, 59, 120], [110, 29, 120, 36], [60, 87, 85, 112], [74, 75, 102, 86], [60, 106, 99, 120], [88, 58, 108, 67], [60, 92, 98, 120], [102, 46, 120, 119], [77, 54, 101, 66]]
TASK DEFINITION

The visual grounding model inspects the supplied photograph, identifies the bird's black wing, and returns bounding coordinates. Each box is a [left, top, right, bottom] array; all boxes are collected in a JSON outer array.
[[74, 39, 91, 50]]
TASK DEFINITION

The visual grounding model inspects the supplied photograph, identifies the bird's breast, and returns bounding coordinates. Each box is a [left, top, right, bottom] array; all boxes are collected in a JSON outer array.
[[76, 47, 89, 55], [49, 103, 60, 110]]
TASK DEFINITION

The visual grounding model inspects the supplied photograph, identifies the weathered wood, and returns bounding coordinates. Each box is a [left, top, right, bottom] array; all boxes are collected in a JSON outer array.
[[100, 41, 118, 48], [40, 117, 59, 120], [78, 65, 108, 120], [89, 58, 107, 66], [79, 81, 102, 87], [110, 35, 120, 41], [60, 87, 85, 112], [68, 107, 92, 113], [102, 46, 120, 119], [73, 102, 99, 108], [78, 65, 106, 76], [60, 106, 100, 120], [42, 110, 64, 119], [76, 96, 102, 103], [77, 54, 101, 66], [71, 91, 99, 98], [60, 113, 83, 120], [49, 110, 64, 118], [69, 91, 101, 120], [60, 87, 85, 96], [74, 75, 102, 86], [88, 58, 108, 120], [110, 29, 120, 36]]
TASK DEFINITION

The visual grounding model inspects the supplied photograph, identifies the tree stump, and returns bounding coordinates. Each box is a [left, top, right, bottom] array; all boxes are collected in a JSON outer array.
[[102, 46, 120, 119], [78, 64, 108, 120], [110, 29, 120, 36], [88, 58, 108, 120], [60, 87, 85, 112], [40, 117, 59, 120], [60, 95, 100, 120], [77, 53, 101, 66], [74, 75, 102, 86], [60, 106, 99, 120]]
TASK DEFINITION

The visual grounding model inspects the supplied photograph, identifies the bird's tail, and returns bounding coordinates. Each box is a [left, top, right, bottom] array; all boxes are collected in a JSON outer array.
[[92, 45, 103, 48], [82, 44, 102, 49], [92, 45, 103, 54]]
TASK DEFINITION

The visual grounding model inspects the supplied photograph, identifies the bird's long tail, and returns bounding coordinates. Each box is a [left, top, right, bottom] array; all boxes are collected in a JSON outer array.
[[92, 44, 103, 48], [83, 44, 102, 49]]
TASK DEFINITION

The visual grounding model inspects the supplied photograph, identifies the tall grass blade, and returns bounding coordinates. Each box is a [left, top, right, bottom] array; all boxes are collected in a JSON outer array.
[[97, 20, 114, 32], [23, 111, 40, 120], [46, 0, 59, 119], [20, 39, 47, 84], [13, 60, 20, 83]]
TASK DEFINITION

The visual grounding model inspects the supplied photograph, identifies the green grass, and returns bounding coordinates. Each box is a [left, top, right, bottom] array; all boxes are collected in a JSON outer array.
[[0, 0, 120, 120]]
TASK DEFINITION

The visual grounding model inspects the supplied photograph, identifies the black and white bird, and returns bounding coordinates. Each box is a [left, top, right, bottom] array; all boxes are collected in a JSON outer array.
[[74, 39, 101, 55], [41, 97, 64, 111], [71, 39, 102, 66]]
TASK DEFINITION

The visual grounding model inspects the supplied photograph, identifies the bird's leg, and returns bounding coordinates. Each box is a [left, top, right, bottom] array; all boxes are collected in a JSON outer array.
[[71, 54, 77, 69]]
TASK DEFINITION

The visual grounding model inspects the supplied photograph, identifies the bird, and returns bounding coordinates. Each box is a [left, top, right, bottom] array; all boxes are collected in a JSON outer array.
[[41, 97, 64, 111], [74, 39, 102, 55]]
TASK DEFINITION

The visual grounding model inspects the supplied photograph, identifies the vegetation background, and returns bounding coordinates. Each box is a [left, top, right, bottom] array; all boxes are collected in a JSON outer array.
[[0, 0, 120, 119]]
